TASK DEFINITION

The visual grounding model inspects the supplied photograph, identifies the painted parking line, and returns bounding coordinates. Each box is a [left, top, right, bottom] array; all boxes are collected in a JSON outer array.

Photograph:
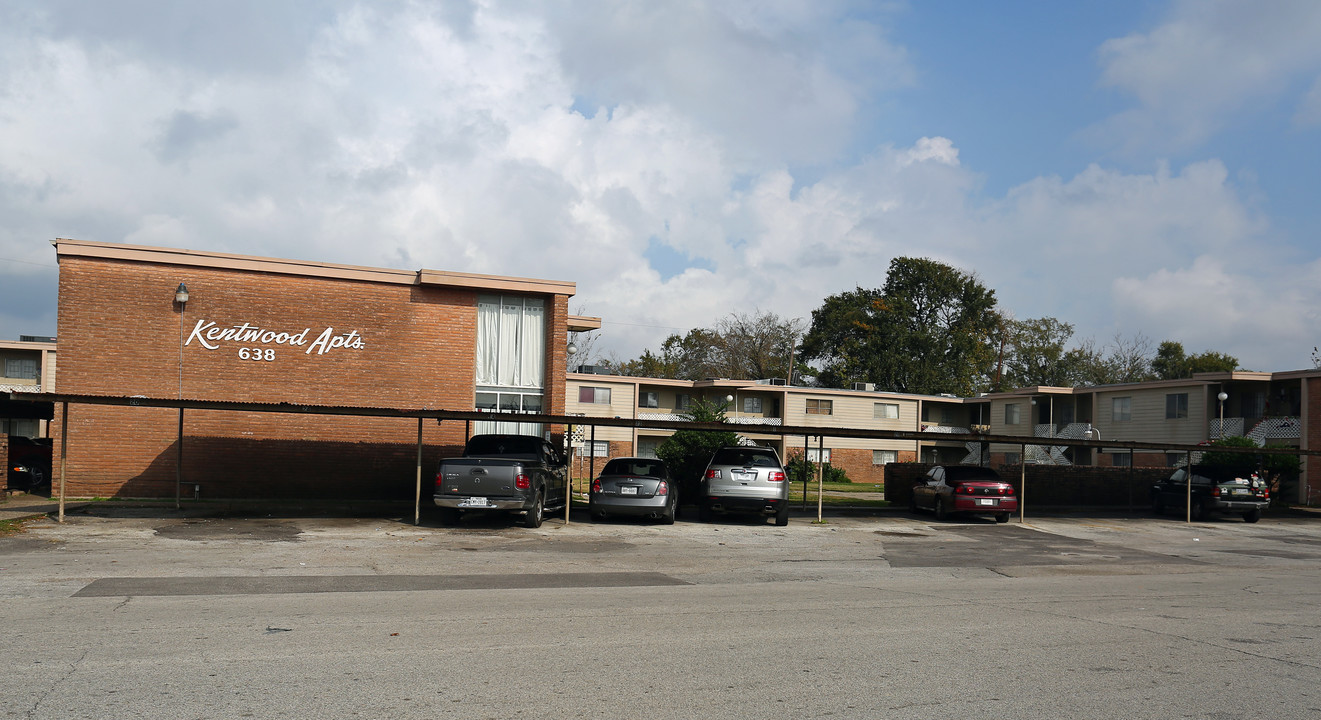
[[74, 571, 691, 597]]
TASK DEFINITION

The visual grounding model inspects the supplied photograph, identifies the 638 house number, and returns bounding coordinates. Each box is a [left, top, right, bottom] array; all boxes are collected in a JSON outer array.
[[239, 347, 276, 361]]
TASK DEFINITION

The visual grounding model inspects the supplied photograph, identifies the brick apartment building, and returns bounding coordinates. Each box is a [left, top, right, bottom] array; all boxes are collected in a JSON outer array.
[[49, 239, 588, 500]]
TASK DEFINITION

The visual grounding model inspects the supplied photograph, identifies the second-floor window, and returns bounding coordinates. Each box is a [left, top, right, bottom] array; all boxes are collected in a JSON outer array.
[[579, 387, 611, 404], [806, 398, 833, 415], [675, 394, 691, 412], [1004, 403, 1021, 425], [4, 357, 38, 379], [743, 397, 763, 413], [874, 403, 899, 420], [1112, 397, 1132, 422], [639, 391, 659, 408], [1165, 393, 1188, 419]]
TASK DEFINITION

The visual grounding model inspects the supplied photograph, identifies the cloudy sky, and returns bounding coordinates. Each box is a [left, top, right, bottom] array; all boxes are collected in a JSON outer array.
[[2, 0, 1320, 372]]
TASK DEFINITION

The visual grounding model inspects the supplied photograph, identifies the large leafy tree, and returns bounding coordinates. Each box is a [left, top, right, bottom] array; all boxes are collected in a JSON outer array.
[[799, 257, 999, 396], [607, 311, 803, 381], [999, 316, 1082, 389], [1070, 333, 1156, 386], [1152, 341, 1239, 380]]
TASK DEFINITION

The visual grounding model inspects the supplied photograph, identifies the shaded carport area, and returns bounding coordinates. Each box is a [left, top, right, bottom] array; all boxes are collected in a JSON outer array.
[[10, 390, 1317, 524]]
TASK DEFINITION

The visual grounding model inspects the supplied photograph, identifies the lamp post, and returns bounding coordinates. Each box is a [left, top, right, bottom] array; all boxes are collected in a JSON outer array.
[[1217, 390, 1228, 438], [173, 283, 189, 510]]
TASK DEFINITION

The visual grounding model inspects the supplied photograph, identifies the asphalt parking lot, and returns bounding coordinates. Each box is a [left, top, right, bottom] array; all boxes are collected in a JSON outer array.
[[3, 501, 1320, 719]]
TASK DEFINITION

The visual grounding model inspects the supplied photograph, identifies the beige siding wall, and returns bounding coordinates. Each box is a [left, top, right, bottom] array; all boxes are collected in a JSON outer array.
[[566, 379, 635, 442], [784, 392, 919, 453], [1093, 386, 1206, 447]]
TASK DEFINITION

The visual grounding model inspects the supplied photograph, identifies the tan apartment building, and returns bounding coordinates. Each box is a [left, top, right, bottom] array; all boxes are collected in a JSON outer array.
[[566, 372, 979, 484], [1, 336, 56, 438]]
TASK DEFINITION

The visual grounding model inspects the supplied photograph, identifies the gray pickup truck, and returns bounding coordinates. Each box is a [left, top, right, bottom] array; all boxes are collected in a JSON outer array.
[[432, 434, 569, 528]]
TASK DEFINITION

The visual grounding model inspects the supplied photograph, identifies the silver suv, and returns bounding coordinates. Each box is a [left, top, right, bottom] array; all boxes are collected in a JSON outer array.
[[698, 446, 789, 525]]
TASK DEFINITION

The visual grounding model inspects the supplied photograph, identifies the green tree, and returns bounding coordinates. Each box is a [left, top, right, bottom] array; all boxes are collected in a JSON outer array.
[[608, 310, 803, 381], [1001, 316, 1080, 389], [1151, 341, 1188, 380], [1071, 333, 1155, 386], [799, 257, 999, 395], [655, 398, 741, 499], [1152, 340, 1238, 380]]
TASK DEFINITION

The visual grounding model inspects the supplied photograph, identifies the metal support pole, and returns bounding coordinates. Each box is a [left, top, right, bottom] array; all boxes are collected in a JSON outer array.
[[58, 402, 68, 523], [564, 424, 573, 525], [1186, 450, 1193, 523], [414, 417, 423, 526], [816, 435, 824, 523], [801, 434, 809, 511], [1019, 443, 1027, 523], [590, 424, 597, 483], [175, 408, 184, 510]]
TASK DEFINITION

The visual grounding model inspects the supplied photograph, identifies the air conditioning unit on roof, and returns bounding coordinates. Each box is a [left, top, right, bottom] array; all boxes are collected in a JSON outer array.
[[853, 382, 876, 392]]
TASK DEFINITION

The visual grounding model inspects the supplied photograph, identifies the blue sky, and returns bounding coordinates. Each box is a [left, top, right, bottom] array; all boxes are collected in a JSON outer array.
[[2, 0, 1320, 372]]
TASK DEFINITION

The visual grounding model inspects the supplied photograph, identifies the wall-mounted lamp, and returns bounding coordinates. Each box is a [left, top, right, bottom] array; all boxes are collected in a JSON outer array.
[[567, 342, 578, 357], [174, 282, 190, 306]]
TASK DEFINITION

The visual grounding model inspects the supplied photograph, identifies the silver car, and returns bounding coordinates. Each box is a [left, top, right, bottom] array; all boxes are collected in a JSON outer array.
[[698, 446, 789, 526], [589, 457, 678, 524]]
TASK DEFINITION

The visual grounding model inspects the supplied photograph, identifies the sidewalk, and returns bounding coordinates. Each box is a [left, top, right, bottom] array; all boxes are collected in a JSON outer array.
[[0, 491, 82, 523]]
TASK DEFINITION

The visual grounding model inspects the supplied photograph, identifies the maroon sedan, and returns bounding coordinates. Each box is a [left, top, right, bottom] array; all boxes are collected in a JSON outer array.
[[911, 466, 1017, 523]]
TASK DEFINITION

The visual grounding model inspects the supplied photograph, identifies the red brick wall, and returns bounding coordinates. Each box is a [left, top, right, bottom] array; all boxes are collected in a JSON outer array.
[[0, 434, 8, 492], [53, 256, 566, 500]]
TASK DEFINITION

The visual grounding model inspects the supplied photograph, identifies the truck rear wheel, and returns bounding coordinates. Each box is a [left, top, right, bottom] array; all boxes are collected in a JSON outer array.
[[1242, 509, 1261, 523], [523, 492, 544, 529]]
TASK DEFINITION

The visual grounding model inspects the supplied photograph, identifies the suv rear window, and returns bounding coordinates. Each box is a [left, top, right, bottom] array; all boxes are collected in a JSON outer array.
[[711, 448, 779, 467], [602, 459, 666, 477]]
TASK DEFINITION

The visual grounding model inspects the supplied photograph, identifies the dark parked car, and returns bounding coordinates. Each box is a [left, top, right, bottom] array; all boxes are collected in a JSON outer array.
[[911, 465, 1017, 523], [433, 434, 568, 528], [589, 457, 677, 524], [6, 436, 52, 493], [1151, 465, 1268, 522], [698, 446, 789, 526]]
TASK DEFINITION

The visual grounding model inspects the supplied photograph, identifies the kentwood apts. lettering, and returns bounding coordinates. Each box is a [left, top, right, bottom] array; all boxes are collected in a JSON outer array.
[[185, 320, 366, 355]]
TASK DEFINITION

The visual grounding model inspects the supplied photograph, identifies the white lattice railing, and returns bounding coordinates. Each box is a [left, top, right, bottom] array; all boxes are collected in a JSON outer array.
[[1248, 416, 1301, 443], [1209, 417, 1245, 439], [921, 425, 969, 434]]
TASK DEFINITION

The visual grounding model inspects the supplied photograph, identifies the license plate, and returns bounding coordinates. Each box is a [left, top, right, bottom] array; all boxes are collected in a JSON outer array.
[[459, 497, 489, 507], [1232, 488, 1251, 496], [733, 470, 755, 481], [620, 486, 638, 495], [977, 498, 995, 506]]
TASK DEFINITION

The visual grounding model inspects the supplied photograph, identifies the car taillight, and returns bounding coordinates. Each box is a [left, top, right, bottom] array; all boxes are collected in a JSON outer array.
[[591, 479, 601, 493], [1212, 487, 1221, 497], [1261, 488, 1270, 498], [657, 481, 668, 495], [515, 473, 530, 490], [768, 471, 785, 482], [955, 485, 971, 495], [998, 486, 1010, 496], [434, 473, 443, 489], [706, 469, 722, 480]]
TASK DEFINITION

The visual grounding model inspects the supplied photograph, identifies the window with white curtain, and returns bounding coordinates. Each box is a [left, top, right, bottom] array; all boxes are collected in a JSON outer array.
[[476, 295, 546, 437]]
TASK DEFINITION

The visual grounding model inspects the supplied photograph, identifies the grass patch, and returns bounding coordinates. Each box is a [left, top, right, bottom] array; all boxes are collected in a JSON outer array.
[[0, 517, 37, 536]]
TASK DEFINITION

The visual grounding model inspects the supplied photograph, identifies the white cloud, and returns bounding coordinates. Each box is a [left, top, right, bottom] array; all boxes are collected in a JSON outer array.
[[0, 1, 1317, 373], [1093, 0, 1321, 151]]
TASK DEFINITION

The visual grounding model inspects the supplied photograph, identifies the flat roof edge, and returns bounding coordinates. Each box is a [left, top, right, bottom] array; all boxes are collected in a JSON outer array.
[[54, 238, 418, 285], [417, 269, 575, 296]]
